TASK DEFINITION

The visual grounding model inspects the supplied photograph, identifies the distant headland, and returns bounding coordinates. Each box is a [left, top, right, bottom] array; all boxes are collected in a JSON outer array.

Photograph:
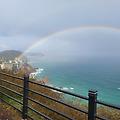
[[0, 50, 48, 84], [0, 50, 36, 74]]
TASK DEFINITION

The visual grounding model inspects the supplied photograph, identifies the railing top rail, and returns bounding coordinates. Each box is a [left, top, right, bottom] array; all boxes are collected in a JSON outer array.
[[29, 80, 89, 100], [0, 72, 24, 80], [97, 100, 120, 110]]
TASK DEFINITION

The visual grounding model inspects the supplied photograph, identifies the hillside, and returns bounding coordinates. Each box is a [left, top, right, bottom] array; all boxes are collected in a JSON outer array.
[[0, 50, 27, 60]]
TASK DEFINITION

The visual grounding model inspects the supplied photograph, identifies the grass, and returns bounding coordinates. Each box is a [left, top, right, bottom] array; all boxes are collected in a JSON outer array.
[[0, 68, 120, 120]]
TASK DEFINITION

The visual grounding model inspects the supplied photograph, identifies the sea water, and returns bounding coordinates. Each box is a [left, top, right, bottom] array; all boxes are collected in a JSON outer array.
[[28, 58, 120, 106]]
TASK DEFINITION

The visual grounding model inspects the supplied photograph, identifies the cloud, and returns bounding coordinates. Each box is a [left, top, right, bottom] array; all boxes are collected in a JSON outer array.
[[0, 0, 120, 62], [0, 43, 8, 50]]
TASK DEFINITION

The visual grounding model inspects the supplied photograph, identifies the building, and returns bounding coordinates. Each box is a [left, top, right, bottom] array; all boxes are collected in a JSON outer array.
[[0, 63, 12, 70]]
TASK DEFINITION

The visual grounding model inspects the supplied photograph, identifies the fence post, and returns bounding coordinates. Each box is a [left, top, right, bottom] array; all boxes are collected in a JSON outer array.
[[88, 90, 97, 120], [22, 74, 29, 119]]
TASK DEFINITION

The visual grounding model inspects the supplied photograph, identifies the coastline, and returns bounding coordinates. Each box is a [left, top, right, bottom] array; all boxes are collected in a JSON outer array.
[[29, 66, 49, 84]]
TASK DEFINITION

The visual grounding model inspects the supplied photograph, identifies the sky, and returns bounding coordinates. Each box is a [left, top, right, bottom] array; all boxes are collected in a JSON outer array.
[[0, 0, 120, 62]]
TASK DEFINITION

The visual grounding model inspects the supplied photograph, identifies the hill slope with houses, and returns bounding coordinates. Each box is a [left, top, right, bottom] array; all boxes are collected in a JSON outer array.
[[0, 50, 35, 73], [0, 50, 27, 60]]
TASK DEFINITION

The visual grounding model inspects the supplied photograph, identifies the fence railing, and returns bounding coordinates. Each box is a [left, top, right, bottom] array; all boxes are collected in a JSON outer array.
[[0, 72, 120, 120]]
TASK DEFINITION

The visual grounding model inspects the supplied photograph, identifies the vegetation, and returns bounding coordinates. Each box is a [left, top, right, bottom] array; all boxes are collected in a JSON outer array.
[[0, 50, 27, 60], [0, 68, 120, 120]]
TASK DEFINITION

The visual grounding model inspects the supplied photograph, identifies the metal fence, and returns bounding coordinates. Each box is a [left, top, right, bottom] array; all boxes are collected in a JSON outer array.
[[0, 72, 120, 120]]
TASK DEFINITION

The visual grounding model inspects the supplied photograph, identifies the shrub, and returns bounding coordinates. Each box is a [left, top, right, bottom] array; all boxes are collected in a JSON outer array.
[[0, 69, 120, 120]]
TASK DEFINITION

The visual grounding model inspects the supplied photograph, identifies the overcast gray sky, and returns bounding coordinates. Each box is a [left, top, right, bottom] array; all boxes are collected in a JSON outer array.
[[0, 0, 120, 62]]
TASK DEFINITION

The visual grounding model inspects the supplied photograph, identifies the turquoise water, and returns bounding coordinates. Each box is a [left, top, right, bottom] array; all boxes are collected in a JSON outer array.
[[29, 59, 120, 106]]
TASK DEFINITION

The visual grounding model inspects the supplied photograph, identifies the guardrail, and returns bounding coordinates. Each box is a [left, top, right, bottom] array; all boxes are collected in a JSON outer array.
[[0, 72, 120, 120]]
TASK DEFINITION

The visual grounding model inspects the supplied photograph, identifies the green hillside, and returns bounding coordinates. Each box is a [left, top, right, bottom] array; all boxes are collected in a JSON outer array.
[[0, 50, 27, 60]]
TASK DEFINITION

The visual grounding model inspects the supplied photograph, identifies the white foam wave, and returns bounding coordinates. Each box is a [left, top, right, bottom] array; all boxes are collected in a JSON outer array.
[[48, 84, 53, 87], [36, 68, 43, 73], [63, 87, 69, 90], [70, 87, 74, 90], [30, 68, 43, 78], [50, 86, 74, 93]]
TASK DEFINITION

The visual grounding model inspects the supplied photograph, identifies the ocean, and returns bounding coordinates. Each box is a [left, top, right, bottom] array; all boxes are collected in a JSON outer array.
[[28, 57, 120, 106]]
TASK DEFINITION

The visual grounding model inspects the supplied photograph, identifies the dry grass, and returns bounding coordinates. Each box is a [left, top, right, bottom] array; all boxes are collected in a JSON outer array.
[[0, 101, 22, 120], [0, 69, 120, 120]]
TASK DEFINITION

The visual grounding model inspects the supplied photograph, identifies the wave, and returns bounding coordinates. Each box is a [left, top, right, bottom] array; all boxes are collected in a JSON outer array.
[[70, 87, 74, 90], [63, 87, 69, 90], [55, 87, 74, 91], [36, 68, 43, 73], [50, 86, 74, 94], [30, 68, 43, 78]]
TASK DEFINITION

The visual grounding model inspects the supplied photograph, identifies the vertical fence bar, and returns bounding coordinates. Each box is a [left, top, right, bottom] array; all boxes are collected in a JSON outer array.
[[88, 90, 97, 120], [22, 74, 29, 119]]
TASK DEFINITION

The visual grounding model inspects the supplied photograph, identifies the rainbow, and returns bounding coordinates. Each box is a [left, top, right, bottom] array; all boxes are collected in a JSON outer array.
[[17, 26, 120, 60]]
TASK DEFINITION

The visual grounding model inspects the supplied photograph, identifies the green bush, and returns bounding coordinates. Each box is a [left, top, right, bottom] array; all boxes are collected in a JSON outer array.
[[0, 69, 120, 120]]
